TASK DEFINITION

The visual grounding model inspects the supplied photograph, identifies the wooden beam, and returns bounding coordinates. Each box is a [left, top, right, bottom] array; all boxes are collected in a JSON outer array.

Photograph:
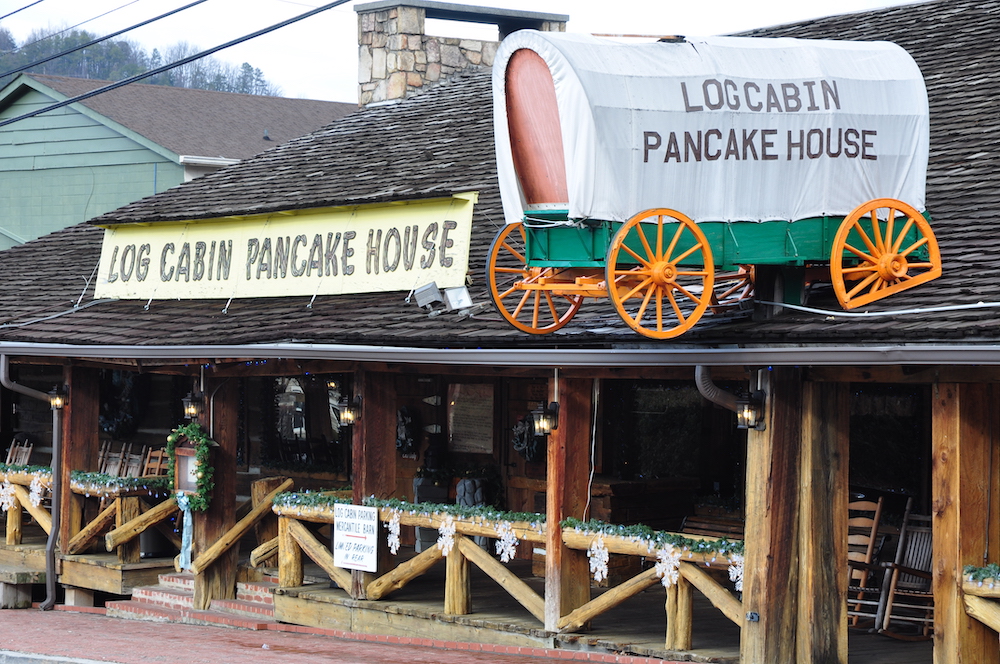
[[60, 366, 100, 550], [104, 496, 176, 551], [116, 497, 141, 563], [286, 517, 353, 591], [796, 381, 848, 664], [932, 383, 1000, 662], [12, 485, 51, 534], [678, 562, 742, 626], [558, 566, 660, 632], [457, 535, 544, 623], [189, 478, 293, 574], [741, 367, 801, 664], [5, 494, 21, 545], [665, 573, 693, 651], [251, 477, 288, 567], [367, 542, 444, 601], [965, 595, 1000, 634], [250, 537, 278, 568], [139, 498, 183, 550], [444, 533, 471, 615], [67, 499, 118, 555], [278, 516, 303, 588]]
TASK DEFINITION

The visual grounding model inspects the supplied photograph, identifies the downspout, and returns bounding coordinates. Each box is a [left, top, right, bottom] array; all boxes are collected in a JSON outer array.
[[694, 365, 739, 414], [0, 354, 61, 610]]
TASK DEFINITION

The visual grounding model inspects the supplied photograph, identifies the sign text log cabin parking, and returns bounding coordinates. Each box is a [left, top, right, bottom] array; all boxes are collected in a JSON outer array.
[[95, 193, 477, 300]]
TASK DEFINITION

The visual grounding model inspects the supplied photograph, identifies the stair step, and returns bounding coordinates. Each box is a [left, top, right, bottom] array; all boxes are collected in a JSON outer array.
[[211, 598, 275, 618], [106, 600, 275, 630], [236, 580, 277, 605], [130, 585, 194, 610], [157, 572, 194, 590]]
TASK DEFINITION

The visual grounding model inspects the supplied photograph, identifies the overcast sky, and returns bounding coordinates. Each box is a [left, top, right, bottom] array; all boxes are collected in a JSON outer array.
[[3, 0, 921, 102]]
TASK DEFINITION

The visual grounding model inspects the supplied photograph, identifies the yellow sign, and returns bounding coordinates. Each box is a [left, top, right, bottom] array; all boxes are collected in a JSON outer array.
[[95, 194, 477, 300]]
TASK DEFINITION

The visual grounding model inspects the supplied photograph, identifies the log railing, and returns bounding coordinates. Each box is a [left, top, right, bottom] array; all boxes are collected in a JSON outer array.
[[964, 578, 1000, 633], [271, 501, 743, 649]]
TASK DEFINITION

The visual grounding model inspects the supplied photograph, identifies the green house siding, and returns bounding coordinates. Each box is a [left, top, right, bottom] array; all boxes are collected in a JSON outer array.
[[0, 88, 183, 248]]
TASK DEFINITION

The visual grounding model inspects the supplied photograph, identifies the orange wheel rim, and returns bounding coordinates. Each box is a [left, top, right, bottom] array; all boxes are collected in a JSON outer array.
[[486, 222, 583, 334], [605, 209, 714, 339], [830, 199, 942, 310]]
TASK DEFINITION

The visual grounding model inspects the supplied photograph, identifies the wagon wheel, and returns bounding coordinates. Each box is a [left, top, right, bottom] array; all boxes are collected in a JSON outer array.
[[830, 198, 942, 310], [711, 265, 755, 313], [606, 209, 714, 339], [486, 222, 583, 334]]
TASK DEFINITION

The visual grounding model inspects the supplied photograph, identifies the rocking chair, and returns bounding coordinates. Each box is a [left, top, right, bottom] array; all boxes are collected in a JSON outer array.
[[878, 499, 934, 640], [846, 496, 885, 627]]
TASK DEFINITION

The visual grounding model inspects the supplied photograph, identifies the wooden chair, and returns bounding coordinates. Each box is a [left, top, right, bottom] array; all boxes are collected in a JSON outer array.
[[120, 445, 148, 478], [4, 437, 32, 466], [100, 443, 127, 477], [878, 500, 933, 640], [142, 448, 170, 477], [846, 496, 884, 627]]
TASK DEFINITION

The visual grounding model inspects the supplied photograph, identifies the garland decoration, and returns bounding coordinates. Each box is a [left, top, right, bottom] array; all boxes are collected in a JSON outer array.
[[0, 482, 14, 512], [654, 546, 682, 587], [495, 521, 518, 563], [437, 514, 457, 556], [28, 475, 46, 507], [386, 509, 402, 555], [588, 535, 610, 583], [166, 422, 216, 512], [965, 563, 1000, 586]]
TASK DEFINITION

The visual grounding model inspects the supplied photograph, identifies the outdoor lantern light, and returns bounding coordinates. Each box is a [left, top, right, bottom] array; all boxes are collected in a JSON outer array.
[[48, 386, 66, 410], [339, 394, 361, 426], [736, 391, 765, 430], [531, 401, 559, 436], [181, 392, 202, 420], [326, 377, 340, 391]]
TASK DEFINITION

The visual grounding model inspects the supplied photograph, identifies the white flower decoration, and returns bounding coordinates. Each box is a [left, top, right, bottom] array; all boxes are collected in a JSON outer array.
[[588, 536, 610, 583], [0, 482, 15, 512], [654, 546, 682, 588], [494, 521, 518, 563], [386, 510, 401, 555], [29, 476, 46, 508], [436, 514, 456, 556], [728, 553, 744, 592]]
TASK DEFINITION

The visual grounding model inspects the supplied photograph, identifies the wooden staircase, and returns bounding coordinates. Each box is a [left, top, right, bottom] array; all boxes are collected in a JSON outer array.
[[105, 572, 279, 629]]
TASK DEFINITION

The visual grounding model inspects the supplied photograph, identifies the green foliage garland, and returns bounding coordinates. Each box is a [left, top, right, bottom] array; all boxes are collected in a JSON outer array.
[[166, 422, 216, 512], [562, 517, 744, 557], [965, 563, 1000, 584]]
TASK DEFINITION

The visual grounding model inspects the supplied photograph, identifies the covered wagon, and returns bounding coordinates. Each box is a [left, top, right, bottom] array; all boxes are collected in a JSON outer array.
[[488, 31, 941, 339]]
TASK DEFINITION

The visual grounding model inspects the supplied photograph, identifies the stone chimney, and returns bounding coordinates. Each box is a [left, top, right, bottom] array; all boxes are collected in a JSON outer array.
[[355, 1, 568, 107]]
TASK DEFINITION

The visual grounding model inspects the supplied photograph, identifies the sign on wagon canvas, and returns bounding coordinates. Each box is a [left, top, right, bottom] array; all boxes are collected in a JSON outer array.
[[333, 503, 379, 572], [94, 193, 477, 300]]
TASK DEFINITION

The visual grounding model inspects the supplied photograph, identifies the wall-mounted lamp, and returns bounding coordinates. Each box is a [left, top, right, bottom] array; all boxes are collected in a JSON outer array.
[[338, 394, 362, 426], [326, 377, 340, 391], [48, 386, 66, 410], [181, 392, 203, 421], [736, 391, 765, 430], [409, 281, 476, 317], [531, 401, 559, 436]]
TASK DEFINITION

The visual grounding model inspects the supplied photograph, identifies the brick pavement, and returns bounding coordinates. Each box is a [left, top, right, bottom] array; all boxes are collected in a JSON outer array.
[[0, 607, 683, 664]]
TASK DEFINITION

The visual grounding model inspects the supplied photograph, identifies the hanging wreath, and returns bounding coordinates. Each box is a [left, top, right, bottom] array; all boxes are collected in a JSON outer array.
[[165, 422, 216, 512]]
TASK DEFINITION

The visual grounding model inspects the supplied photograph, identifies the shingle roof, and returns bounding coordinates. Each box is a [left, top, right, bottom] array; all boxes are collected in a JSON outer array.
[[2, 0, 1000, 350], [20, 74, 356, 160]]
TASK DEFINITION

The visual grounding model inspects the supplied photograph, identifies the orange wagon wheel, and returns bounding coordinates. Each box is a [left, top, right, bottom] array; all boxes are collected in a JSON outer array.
[[486, 222, 583, 334], [830, 198, 942, 310], [606, 209, 714, 340]]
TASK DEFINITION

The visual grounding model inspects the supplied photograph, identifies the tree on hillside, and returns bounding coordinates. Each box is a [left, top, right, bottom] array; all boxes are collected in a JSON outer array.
[[0, 26, 282, 96]]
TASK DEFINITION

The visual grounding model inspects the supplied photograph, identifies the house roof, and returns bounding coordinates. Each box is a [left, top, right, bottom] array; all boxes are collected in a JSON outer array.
[[1, 0, 1000, 357], [5, 74, 356, 160]]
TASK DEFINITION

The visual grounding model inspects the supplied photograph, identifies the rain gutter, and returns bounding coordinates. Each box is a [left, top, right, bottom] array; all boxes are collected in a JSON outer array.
[[1, 341, 1000, 367]]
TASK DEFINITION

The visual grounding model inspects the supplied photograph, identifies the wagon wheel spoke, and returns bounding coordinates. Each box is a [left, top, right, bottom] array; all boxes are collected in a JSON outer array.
[[831, 198, 942, 310], [606, 208, 714, 339], [486, 222, 583, 334]]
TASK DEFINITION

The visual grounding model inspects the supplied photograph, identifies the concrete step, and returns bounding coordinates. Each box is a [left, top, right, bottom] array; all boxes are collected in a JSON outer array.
[[210, 597, 275, 618], [106, 599, 275, 630], [130, 585, 194, 610]]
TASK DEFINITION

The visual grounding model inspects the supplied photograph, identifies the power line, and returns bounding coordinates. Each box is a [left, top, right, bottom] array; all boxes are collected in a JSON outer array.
[[0, 0, 209, 80], [0, 0, 46, 22], [0, 0, 352, 130], [8, 0, 140, 53]]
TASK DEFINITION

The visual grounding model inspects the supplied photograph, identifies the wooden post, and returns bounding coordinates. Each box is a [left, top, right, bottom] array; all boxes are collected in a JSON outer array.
[[115, 497, 141, 563], [277, 516, 303, 587], [60, 366, 100, 550], [251, 476, 287, 567], [741, 367, 802, 664], [192, 377, 239, 610], [444, 533, 471, 615], [350, 370, 396, 599], [665, 574, 693, 651], [5, 493, 21, 545], [796, 381, 849, 664], [932, 383, 1000, 663], [544, 375, 592, 631]]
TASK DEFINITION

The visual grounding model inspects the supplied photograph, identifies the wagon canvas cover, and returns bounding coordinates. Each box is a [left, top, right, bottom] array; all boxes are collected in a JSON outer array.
[[493, 31, 929, 225]]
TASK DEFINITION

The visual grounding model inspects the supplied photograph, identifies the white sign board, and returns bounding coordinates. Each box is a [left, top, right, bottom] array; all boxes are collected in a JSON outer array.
[[333, 503, 379, 572], [95, 193, 477, 300], [494, 32, 928, 224]]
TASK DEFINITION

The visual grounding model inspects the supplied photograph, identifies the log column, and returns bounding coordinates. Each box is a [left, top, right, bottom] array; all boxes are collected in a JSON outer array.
[[350, 370, 395, 599], [544, 375, 592, 631], [741, 367, 802, 663], [932, 383, 1000, 663], [192, 377, 239, 610], [60, 366, 100, 551]]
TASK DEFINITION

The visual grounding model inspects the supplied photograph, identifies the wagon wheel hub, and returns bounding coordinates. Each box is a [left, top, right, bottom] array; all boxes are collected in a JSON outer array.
[[877, 252, 908, 281], [650, 261, 677, 287]]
